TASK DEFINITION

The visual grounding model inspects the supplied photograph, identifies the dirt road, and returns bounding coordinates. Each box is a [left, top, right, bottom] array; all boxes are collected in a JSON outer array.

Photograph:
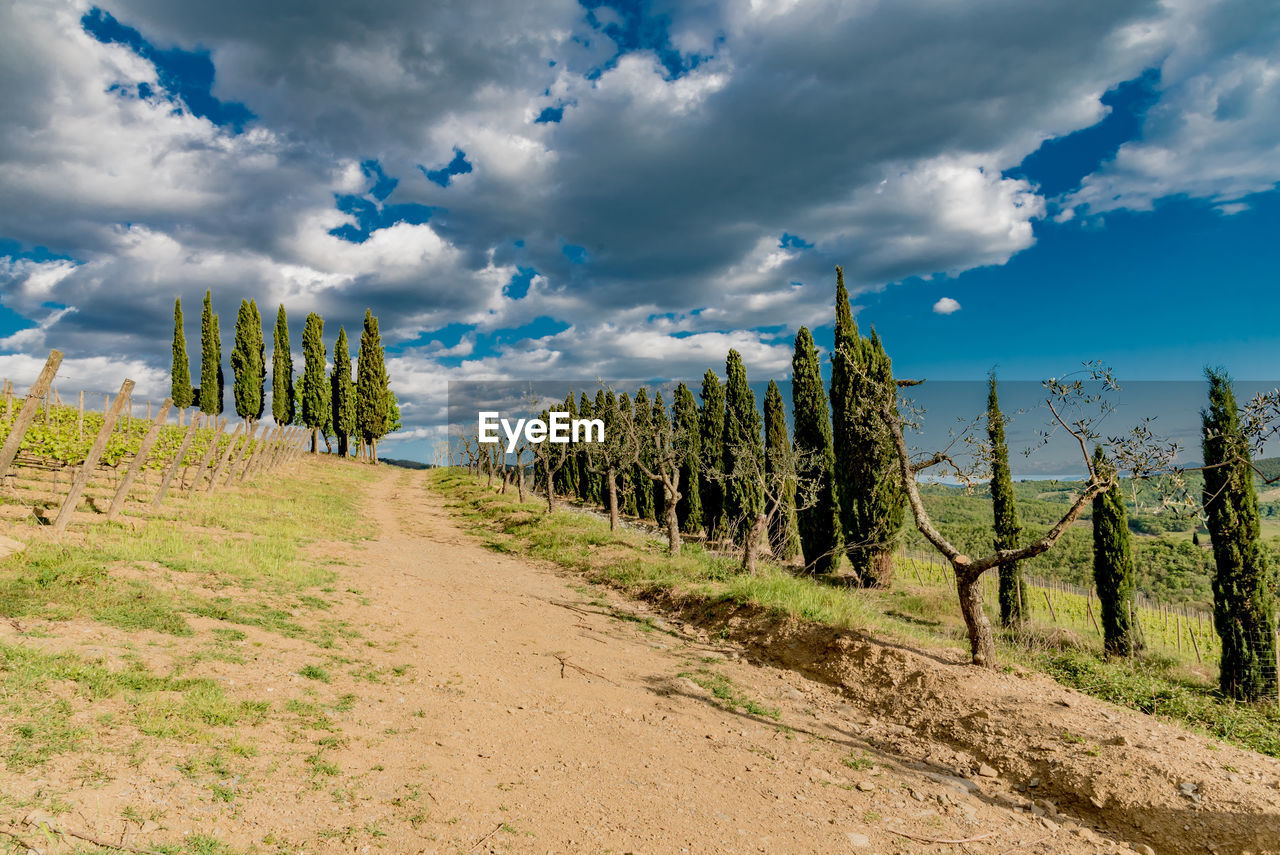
[[7, 464, 1280, 854]]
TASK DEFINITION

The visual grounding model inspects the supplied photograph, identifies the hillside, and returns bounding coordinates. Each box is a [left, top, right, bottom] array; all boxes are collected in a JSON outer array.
[[3, 461, 1279, 855]]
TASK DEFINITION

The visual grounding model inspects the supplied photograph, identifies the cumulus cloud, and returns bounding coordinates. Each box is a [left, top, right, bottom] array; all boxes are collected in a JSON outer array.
[[932, 297, 962, 316], [0, 0, 1275, 457]]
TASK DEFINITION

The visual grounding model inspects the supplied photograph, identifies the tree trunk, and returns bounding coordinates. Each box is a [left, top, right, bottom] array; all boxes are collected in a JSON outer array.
[[741, 513, 767, 574], [607, 467, 619, 531], [516, 455, 526, 503], [311, 426, 319, 454], [665, 488, 681, 555], [544, 460, 554, 513], [957, 571, 998, 667], [337, 433, 348, 457], [370, 438, 378, 464]]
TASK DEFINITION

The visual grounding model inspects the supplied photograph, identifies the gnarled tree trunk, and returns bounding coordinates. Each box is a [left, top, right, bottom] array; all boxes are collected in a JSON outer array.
[[956, 570, 997, 667]]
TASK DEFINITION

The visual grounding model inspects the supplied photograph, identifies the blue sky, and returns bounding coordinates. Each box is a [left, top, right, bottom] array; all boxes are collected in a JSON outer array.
[[1, 0, 1278, 464]]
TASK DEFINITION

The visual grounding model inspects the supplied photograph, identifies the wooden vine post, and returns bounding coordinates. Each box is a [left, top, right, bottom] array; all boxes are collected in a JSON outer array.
[[0, 350, 64, 480], [53, 379, 134, 534], [107, 397, 173, 521], [188, 419, 229, 493], [154, 414, 202, 508], [208, 422, 248, 490]]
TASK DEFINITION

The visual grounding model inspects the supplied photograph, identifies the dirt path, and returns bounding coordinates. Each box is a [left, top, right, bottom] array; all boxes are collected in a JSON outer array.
[[248, 466, 1270, 855], [7, 464, 1279, 855]]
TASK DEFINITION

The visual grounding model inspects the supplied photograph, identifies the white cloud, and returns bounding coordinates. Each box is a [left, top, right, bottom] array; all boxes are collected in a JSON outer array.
[[932, 297, 962, 316]]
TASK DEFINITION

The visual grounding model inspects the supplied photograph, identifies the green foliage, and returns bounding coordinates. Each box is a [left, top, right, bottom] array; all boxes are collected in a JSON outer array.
[[198, 292, 221, 416], [1202, 368, 1277, 701], [330, 326, 355, 456], [577, 393, 600, 505], [763, 379, 800, 561], [988, 373, 1026, 626], [557, 394, 580, 497], [672, 382, 703, 534], [171, 298, 193, 409], [721, 349, 764, 542], [385, 388, 401, 434], [617, 393, 637, 516], [272, 304, 294, 425], [230, 299, 265, 422], [791, 326, 840, 573], [356, 310, 390, 445], [699, 370, 726, 539], [829, 267, 903, 586], [301, 312, 329, 435], [632, 389, 655, 521], [651, 392, 668, 522], [1092, 446, 1139, 657]]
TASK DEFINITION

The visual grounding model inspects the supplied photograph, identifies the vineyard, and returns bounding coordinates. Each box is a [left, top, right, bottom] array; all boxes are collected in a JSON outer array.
[[896, 547, 1223, 670], [0, 350, 306, 534]]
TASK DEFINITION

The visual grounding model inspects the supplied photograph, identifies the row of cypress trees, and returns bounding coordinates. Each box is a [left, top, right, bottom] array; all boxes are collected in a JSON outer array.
[[528, 267, 1277, 700], [170, 295, 397, 461]]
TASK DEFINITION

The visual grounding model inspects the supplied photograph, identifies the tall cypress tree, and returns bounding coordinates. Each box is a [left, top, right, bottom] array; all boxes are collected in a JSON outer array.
[[231, 299, 265, 424], [830, 267, 903, 586], [1091, 446, 1138, 657], [699, 370, 726, 538], [199, 291, 220, 415], [791, 326, 840, 573], [171, 298, 193, 410], [988, 373, 1027, 626], [301, 312, 329, 453], [632, 389, 655, 520], [577, 393, 599, 504], [596, 389, 612, 511], [672, 382, 703, 534], [356, 309, 389, 462], [651, 392, 668, 523], [763, 380, 800, 560], [272, 304, 295, 426], [330, 326, 355, 457], [722, 349, 764, 542], [558, 393, 580, 497], [617, 392, 637, 515], [1202, 369, 1278, 701]]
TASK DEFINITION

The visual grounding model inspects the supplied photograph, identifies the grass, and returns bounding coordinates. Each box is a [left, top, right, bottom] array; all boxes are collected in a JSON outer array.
[[431, 468, 1280, 759], [0, 459, 374, 783]]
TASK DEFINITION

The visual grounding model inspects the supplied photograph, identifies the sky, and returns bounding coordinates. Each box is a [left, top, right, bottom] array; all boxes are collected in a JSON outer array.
[[1, 0, 1278, 465]]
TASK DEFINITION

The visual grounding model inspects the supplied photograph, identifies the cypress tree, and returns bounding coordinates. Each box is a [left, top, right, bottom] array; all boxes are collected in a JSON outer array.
[[231, 299, 265, 424], [672, 383, 703, 534], [830, 267, 903, 586], [632, 389, 655, 520], [764, 379, 800, 560], [988, 373, 1027, 626], [1091, 446, 1139, 657], [791, 326, 840, 573], [558, 394, 580, 497], [722, 349, 765, 542], [301, 312, 329, 452], [356, 309, 389, 462], [699, 370, 726, 538], [1202, 369, 1278, 701], [330, 326, 355, 457], [651, 392, 668, 523], [577, 393, 599, 504], [617, 392, 637, 515], [596, 389, 611, 510], [272, 304, 295, 426], [171, 298, 193, 410], [199, 292, 220, 415]]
